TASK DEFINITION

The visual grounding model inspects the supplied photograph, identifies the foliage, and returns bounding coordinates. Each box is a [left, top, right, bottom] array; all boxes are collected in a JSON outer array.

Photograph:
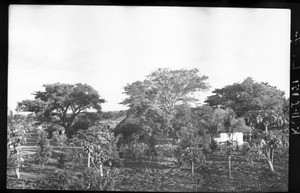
[[76, 124, 123, 168], [121, 141, 150, 160], [36, 124, 123, 191], [113, 113, 153, 145], [181, 147, 206, 171], [37, 166, 120, 191], [219, 139, 239, 178], [7, 111, 36, 178], [120, 68, 210, 137], [170, 104, 196, 140], [240, 142, 257, 165], [101, 110, 127, 120], [192, 106, 250, 140], [251, 130, 284, 172], [51, 131, 80, 168], [75, 167, 120, 191], [155, 143, 177, 158], [205, 77, 287, 118], [209, 139, 219, 152], [119, 133, 158, 161], [72, 112, 102, 133], [16, 83, 105, 138], [219, 139, 239, 156], [173, 125, 208, 174], [34, 129, 52, 166]]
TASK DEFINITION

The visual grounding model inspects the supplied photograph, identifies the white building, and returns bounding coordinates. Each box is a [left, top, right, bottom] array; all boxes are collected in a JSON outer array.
[[214, 132, 244, 145]]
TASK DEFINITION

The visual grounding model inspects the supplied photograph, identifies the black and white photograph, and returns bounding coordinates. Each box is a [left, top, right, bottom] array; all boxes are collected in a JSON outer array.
[[6, 5, 290, 191]]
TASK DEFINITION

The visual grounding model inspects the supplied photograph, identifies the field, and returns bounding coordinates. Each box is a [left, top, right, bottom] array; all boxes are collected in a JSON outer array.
[[7, 145, 288, 192]]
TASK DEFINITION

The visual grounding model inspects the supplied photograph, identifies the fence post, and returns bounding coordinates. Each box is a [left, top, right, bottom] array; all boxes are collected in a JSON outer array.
[[87, 151, 90, 168], [249, 129, 251, 141]]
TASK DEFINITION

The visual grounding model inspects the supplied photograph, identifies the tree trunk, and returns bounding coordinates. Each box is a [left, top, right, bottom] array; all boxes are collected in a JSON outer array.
[[228, 155, 232, 178], [99, 163, 103, 177], [78, 153, 82, 166], [87, 152, 91, 167], [265, 124, 268, 133], [65, 127, 73, 139], [15, 167, 20, 179], [192, 161, 194, 176], [268, 161, 275, 172]]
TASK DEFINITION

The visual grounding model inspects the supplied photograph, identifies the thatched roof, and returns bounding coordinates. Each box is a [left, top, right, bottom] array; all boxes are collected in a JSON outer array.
[[113, 113, 152, 141]]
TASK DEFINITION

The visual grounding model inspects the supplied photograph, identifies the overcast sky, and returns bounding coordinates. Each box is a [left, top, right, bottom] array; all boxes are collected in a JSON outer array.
[[8, 6, 290, 112]]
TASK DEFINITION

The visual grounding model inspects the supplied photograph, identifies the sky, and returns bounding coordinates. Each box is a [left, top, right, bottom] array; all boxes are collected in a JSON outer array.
[[8, 6, 290, 112]]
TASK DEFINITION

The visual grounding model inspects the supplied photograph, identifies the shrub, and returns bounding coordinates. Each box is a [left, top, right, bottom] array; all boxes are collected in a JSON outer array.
[[251, 130, 285, 172], [35, 129, 52, 167], [37, 124, 123, 191], [77, 124, 123, 169], [219, 139, 239, 178], [209, 139, 219, 152], [120, 141, 149, 160], [37, 166, 120, 191], [7, 111, 35, 178], [155, 143, 177, 158], [173, 126, 208, 174], [52, 131, 81, 168]]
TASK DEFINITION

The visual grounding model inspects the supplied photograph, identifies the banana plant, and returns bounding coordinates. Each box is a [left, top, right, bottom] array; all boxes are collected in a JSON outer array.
[[219, 139, 238, 178], [252, 131, 283, 172]]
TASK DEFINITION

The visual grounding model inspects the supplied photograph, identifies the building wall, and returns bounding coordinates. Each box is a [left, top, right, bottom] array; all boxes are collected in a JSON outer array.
[[214, 132, 244, 145]]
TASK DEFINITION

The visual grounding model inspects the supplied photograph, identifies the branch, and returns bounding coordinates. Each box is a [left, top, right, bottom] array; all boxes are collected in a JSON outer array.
[[51, 112, 63, 121], [258, 149, 269, 161], [271, 148, 274, 164]]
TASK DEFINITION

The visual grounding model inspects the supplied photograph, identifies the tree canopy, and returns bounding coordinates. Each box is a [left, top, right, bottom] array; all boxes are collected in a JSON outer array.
[[205, 77, 286, 116], [16, 83, 105, 138], [120, 68, 210, 136]]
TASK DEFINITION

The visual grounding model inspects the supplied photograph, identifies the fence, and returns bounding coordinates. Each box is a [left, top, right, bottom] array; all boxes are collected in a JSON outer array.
[[243, 131, 254, 143], [10, 132, 98, 167]]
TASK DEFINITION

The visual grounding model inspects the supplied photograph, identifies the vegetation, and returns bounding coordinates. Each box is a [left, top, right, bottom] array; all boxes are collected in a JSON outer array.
[[7, 111, 35, 178], [16, 83, 105, 138], [205, 77, 287, 117], [7, 69, 288, 191], [120, 68, 210, 138], [34, 129, 52, 167]]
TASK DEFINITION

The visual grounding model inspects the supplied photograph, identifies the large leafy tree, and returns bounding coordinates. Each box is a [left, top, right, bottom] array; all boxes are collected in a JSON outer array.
[[120, 68, 210, 137], [16, 83, 105, 138], [191, 106, 250, 139], [204, 77, 287, 130]]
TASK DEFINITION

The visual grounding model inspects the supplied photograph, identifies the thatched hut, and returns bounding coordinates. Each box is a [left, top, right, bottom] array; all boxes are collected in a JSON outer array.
[[45, 124, 65, 139], [112, 112, 156, 147]]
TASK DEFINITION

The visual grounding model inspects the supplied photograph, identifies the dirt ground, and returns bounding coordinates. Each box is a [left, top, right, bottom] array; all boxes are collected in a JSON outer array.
[[7, 152, 288, 192]]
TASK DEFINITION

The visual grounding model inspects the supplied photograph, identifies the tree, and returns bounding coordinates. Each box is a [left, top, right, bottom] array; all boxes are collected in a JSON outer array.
[[191, 105, 224, 140], [205, 77, 287, 131], [120, 68, 210, 138], [249, 130, 285, 172], [205, 77, 286, 117], [16, 83, 105, 138], [72, 112, 102, 133]]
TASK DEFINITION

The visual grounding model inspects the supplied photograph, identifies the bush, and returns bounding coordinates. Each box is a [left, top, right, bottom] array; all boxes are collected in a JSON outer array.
[[77, 124, 123, 168], [7, 111, 34, 178], [37, 124, 123, 191], [35, 129, 52, 167], [120, 141, 149, 160], [209, 139, 219, 152], [37, 166, 120, 191], [155, 144, 177, 158]]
